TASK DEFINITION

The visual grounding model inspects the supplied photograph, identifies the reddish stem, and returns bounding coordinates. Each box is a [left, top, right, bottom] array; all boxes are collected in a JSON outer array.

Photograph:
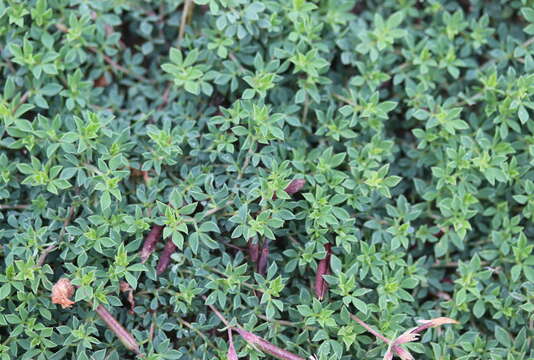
[[235, 328, 305, 360], [350, 314, 391, 344]]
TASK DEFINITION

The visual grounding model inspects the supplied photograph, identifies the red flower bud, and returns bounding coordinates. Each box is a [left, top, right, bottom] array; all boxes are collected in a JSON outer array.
[[248, 238, 260, 263], [140, 225, 164, 263], [257, 239, 270, 276], [156, 237, 176, 275], [314, 243, 332, 300], [284, 179, 306, 195]]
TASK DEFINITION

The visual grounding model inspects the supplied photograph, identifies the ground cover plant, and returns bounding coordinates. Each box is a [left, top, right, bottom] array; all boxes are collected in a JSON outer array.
[[0, 0, 533, 359]]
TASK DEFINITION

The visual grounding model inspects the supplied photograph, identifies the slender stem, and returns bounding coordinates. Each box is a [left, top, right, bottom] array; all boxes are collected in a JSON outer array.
[[178, 0, 194, 43], [522, 36, 534, 48], [38, 205, 76, 266], [12, 91, 31, 114], [333, 93, 356, 106], [229, 53, 246, 72], [205, 266, 257, 290], [0, 204, 30, 210], [37, 245, 57, 266], [19, 91, 30, 106], [54, 23, 151, 83], [431, 260, 488, 268], [202, 295, 230, 326], [236, 146, 254, 181], [350, 314, 391, 344], [82, 162, 104, 175], [301, 94, 309, 124], [88, 47, 152, 83], [176, 317, 217, 349], [256, 314, 317, 331], [203, 199, 234, 217]]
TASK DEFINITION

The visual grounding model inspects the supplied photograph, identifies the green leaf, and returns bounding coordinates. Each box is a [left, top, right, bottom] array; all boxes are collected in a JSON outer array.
[[494, 326, 512, 347], [199, 221, 220, 233], [0, 283, 11, 301]]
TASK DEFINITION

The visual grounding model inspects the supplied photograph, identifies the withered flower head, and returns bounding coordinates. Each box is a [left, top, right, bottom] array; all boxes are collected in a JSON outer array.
[[394, 328, 420, 345], [393, 346, 415, 360], [51, 278, 75, 309], [414, 317, 459, 332], [416, 317, 459, 328], [227, 329, 238, 360]]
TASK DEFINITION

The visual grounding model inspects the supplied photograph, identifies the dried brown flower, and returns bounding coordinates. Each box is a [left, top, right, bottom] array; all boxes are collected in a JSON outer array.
[[119, 281, 135, 314], [51, 278, 75, 309], [382, 317, 459, 360], [415, 317, 458, 329]]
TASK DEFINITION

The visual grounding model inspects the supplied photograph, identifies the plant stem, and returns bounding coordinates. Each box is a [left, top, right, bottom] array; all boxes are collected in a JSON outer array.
[[0, 204, 30, 210], [93, 303, 141, 354], [178, 0, 194, 43], [202, 295, 230, 326], [349, 314, 391, 344], [176, 317, 217, 350], [38, 205, 76, 266]]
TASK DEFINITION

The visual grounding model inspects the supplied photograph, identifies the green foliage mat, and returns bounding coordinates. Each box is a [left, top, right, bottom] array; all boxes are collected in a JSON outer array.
[[0, 1, 533, 359]]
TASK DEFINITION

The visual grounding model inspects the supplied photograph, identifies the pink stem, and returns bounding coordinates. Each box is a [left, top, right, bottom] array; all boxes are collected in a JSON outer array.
[[350, 314, 391, 344]]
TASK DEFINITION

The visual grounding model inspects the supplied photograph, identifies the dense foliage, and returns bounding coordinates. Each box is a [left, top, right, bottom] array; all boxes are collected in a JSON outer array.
[[1, 0, 534, 359]]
